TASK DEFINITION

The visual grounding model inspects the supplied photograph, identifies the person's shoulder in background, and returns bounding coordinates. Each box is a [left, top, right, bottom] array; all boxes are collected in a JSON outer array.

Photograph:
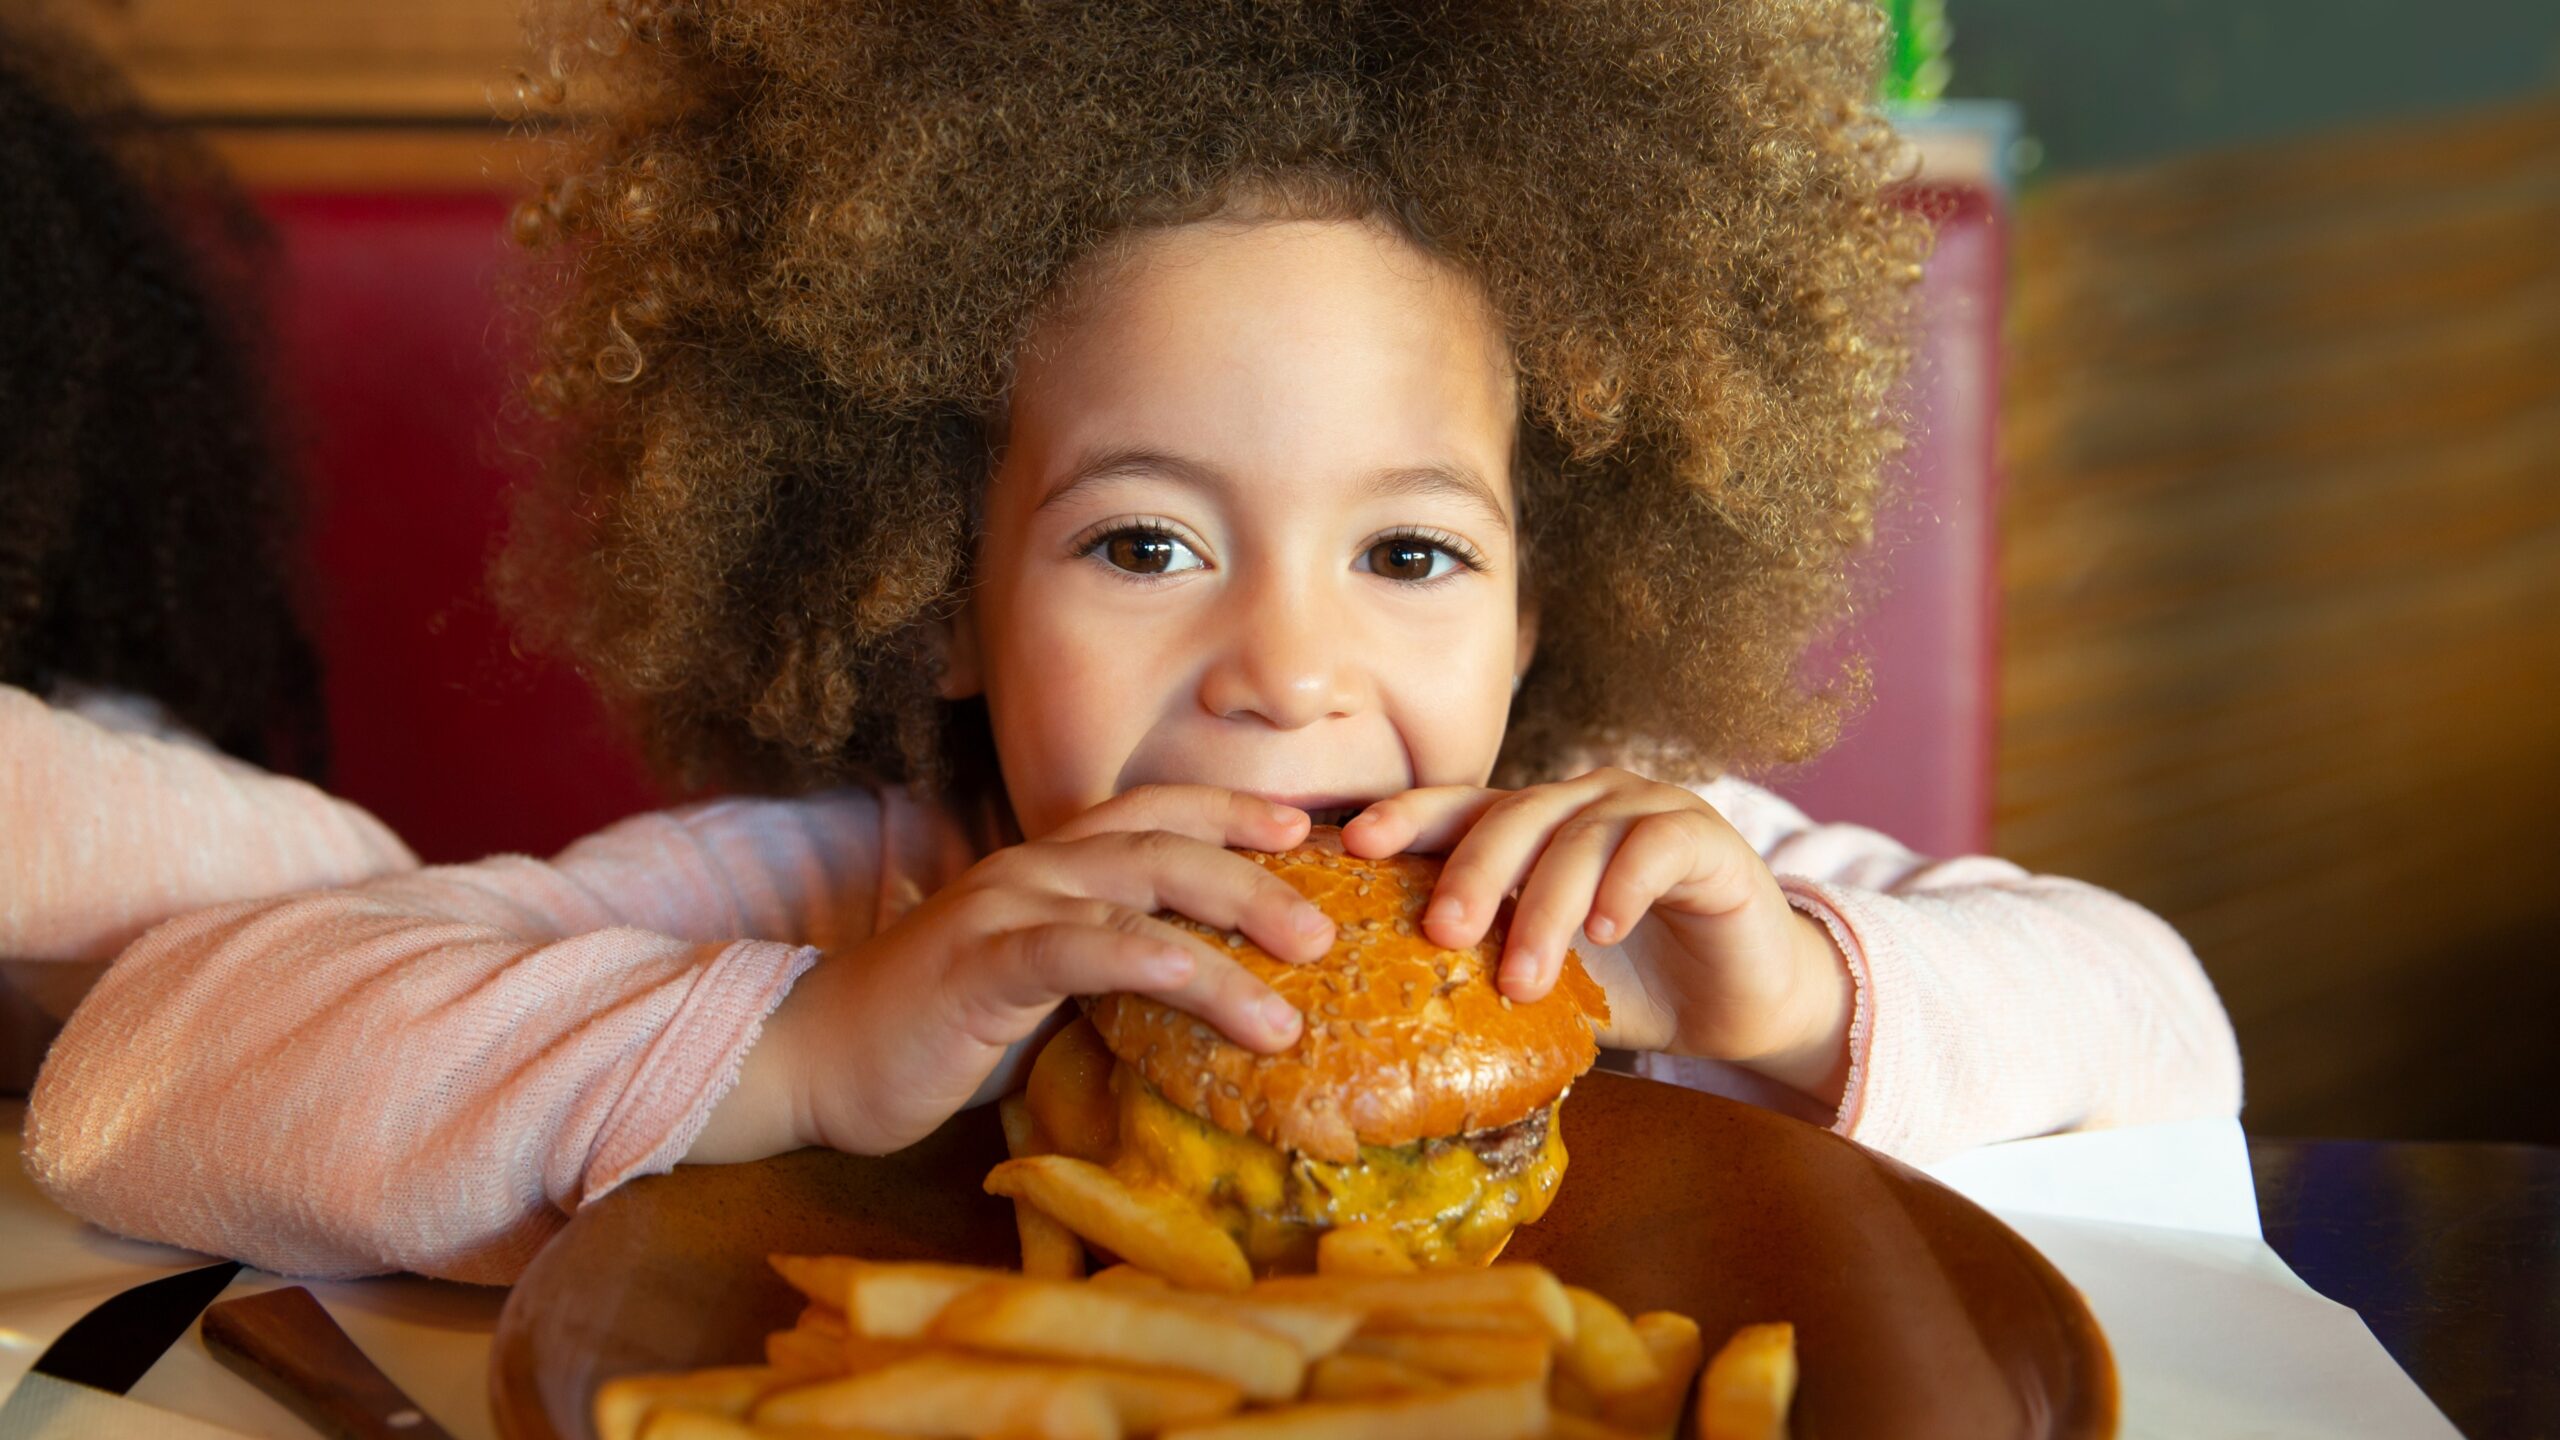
[[0, 681, 418, 1088]]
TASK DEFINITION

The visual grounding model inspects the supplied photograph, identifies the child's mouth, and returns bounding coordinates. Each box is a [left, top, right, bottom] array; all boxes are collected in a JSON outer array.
[[1302, 805, 1364, 828]]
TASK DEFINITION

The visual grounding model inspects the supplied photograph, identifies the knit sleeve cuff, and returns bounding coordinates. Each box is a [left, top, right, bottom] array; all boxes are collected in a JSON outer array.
[[1776, 877, 1883, 1144], [578, 938, 821, 1205]]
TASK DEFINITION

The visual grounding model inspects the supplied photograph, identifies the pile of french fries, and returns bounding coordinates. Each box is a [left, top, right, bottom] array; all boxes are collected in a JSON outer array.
[[595, 1027, 1798, 1440], [594, 1251, 1798, 1440]]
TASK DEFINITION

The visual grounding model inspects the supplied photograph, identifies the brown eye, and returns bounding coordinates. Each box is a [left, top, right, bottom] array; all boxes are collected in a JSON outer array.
[[1364, 537, 1459, 582], [1092, 528, 1203, 575]]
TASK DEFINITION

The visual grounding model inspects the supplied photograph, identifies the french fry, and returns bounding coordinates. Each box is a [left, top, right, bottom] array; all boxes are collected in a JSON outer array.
[[843, 1333, 934, 1372], [1158, 1376, 1548, 1440], [764, 1305, 852, 1380], [998, 1092, 1050, 1158], [1304, 1352, 1445, 1402], [1351, 1301, 1549, 1336], [1027, 1015, 1120, 1162], [1604, 1311, 1706, 1436], [754, 1353, 1121, 1440], [767, 1351, 1240, 1433], [1634, 1312, 1705, 1379], [1314, 1223, 1416, 1277], [998, 1095, 1092, 1279], [595, 1366, 779, 1440], [1342, 1329, 1553, 1386], [1696, 1323, 1796, 1440], [1251, 1266, 1576, 1343], [1056, 1363, 1244, 1432], [928, 1278, 1308, 1403], [1560, 1287, 1662, 1404], [1089, 1263, 1171, 1291], [639, 1412, 907, 1440], [1541, 1412, 1653, 1440], [1017, 1205, 1088, 1280], [843, 1261, 1008, 1338], [1136, 1292, 1362, 1362], [767, 1253, 859, 1313], [985, 1155, 1253, 1294]]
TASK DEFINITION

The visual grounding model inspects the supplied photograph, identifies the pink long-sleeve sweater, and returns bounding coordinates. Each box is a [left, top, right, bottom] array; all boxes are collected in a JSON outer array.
[[21, 749, 2242, 1284], [0, 685, 417, 1087]]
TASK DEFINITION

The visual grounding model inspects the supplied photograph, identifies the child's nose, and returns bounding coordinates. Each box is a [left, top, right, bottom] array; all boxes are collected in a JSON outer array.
[[1195, 583, 1362, 730]]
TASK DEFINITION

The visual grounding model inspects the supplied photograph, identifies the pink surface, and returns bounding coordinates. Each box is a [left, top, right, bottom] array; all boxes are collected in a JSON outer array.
[[1772, 183, 2006, 857]]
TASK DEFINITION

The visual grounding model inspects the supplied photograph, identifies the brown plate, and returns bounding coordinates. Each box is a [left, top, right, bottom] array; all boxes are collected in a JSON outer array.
[[492, 1071, 2116, 1439]]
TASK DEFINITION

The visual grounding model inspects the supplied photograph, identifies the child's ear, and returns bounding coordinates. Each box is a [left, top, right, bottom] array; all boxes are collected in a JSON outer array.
[[929, 597, 984, 700]]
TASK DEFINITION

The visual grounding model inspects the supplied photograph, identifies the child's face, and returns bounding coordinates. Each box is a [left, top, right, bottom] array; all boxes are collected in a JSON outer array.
[[957, 216, 1531, 841]]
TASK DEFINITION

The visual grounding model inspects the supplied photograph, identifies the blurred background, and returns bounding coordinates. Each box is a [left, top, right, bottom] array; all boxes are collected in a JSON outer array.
[[13, 0, 2557, 1146]]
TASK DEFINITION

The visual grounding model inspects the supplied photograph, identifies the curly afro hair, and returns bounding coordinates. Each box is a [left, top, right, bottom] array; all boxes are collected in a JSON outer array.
[[0, 16, 324, 776], [500, 0, 1926, 815]]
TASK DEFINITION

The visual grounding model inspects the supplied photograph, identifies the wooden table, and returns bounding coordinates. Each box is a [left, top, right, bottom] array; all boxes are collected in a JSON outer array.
[[2251, 1138, 2560, 1439]]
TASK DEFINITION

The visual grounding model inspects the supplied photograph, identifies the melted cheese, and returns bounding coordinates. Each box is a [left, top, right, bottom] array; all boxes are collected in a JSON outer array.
[[1109, 1064, 1567, 1271]]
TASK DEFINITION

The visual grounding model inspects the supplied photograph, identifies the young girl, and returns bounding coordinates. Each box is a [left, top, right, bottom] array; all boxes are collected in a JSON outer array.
[[27, 0, 2238, 1283]]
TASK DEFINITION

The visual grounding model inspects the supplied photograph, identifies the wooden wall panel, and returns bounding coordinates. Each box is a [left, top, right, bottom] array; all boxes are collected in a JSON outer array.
[[1996, 97, 2560, 1139], [52, 0, 523, 119]]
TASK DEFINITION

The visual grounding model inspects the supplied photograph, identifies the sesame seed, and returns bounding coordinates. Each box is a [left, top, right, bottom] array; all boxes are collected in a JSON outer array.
[[1499, 995, 1513, 1010]]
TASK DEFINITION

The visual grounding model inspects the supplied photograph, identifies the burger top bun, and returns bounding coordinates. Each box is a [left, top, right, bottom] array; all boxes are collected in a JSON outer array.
[[1085, 827, 1612, 1165]]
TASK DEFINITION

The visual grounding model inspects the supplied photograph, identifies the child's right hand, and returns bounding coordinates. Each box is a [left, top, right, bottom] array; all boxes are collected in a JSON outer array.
[[691, 786, 1331, 1163]]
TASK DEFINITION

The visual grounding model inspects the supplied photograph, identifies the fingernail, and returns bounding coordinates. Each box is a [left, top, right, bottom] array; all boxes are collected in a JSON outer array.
[[1587, 915, 1617, 944], [1292, 902, 1331, 937], [1426, 896, 1464, 931], [1148, 948, 1194, 984], [1266, 800, 1304, 824], [1261, 995, 1302, 1036]]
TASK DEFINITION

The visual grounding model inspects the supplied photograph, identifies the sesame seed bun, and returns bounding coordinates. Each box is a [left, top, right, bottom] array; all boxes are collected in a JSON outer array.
[[1084, 827, 1612, 1165]]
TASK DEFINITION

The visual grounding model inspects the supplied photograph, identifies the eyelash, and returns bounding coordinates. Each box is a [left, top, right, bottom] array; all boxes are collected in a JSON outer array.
[[1065, 518, 1488, 585]]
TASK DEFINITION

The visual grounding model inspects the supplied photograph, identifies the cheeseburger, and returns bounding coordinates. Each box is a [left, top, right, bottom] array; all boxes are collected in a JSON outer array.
[[1042, 827, 1610, 1274]]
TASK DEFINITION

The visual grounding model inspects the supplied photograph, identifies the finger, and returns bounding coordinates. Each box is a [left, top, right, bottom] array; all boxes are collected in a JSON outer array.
[[1423, 779, 1614, 950], [1338, 786, 1501, 859], [1048, 830, 1336, 963], [979, 917, 1302, 1052], [1589, 809, 1730, 940], [1500, 808, 1633, 1001], [1048, 783, 1311, 853]]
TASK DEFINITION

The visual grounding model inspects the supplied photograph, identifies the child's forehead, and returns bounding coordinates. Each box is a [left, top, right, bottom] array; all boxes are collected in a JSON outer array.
[[1003, 216, 1520, 505], [1027, 443, 1517, 538]]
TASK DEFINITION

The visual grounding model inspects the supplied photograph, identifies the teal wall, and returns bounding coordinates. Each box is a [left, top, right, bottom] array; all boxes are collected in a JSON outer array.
[[1942, 0, 2560, 176]]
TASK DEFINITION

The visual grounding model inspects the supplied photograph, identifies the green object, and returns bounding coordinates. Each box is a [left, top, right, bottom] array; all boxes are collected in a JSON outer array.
[[1880, 0, 1953, 105]]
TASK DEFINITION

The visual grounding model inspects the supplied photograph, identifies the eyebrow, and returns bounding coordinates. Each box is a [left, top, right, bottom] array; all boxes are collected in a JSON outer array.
[[1038, 446, 1514, 536]]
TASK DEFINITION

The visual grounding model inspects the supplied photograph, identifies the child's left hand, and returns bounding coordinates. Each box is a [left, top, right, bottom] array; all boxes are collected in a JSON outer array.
[[1340, 769, 1854, 1105]]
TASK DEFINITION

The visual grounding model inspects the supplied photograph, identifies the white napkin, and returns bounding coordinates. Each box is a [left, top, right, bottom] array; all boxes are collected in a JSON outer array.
[[1924, 1119, 2461, 1440]]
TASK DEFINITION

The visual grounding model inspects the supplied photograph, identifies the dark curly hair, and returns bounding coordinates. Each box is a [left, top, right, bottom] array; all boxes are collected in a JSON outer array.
[[500, 0, 1926, 816], [0, 18, 324, 776]]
